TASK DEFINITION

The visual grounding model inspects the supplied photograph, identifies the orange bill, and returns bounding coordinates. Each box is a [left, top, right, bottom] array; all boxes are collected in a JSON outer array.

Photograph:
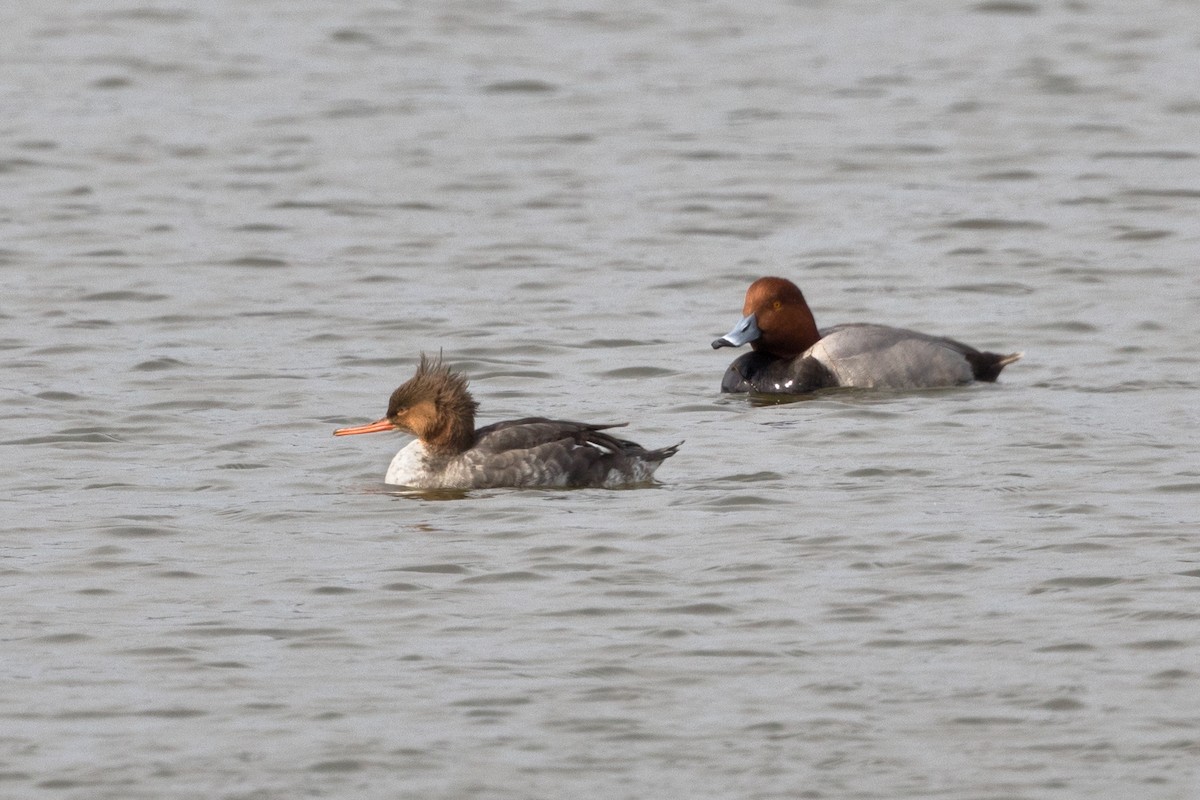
[[333, 418, 394, 436]]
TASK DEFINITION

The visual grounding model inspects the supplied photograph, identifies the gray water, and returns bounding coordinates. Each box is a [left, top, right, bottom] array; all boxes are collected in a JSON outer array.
[[3, 2, 1199, 798]]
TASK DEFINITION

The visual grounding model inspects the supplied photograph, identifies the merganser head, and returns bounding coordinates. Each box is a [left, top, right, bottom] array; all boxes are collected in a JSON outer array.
[[334, 354, 478, 454]]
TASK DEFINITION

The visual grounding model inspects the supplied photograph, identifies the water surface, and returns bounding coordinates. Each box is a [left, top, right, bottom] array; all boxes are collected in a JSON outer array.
[[3, 2, 1199, 798]]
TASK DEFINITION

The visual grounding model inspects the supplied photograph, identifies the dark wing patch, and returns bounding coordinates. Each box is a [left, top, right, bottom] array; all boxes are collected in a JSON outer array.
[[465, 418, 678, 488]]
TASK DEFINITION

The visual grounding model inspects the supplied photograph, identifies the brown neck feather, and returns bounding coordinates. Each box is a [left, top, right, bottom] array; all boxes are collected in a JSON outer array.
[[421, 395, 476, 454]]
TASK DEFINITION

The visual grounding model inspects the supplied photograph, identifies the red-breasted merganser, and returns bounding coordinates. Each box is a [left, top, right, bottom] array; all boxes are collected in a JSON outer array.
[[334, 355, 680, 489]]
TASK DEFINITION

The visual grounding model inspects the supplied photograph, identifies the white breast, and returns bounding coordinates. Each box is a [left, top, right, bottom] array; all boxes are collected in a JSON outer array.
[[385, 440, 430, 486]]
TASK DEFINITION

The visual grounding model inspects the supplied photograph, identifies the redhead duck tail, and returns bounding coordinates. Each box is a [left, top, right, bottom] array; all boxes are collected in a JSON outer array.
[[966, 350, 1023, 382]]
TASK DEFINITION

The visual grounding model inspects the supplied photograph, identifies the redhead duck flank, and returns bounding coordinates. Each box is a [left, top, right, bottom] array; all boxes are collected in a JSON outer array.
[[713, 277, 1021, 394], [334, 355, 680, 489]]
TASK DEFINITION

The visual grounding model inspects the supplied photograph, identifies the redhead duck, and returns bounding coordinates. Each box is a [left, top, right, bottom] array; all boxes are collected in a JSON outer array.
[[712, 277, 1021, 394], [334, 355, 680, 489]]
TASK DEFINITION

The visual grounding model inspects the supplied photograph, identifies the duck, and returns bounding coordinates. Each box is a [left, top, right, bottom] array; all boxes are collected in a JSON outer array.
[[712, 276, 1021, 394], [334, 354, 680, 489]]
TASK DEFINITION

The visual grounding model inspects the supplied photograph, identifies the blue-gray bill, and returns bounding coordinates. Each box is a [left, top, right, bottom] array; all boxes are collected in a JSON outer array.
[[712, 313, 761, 349]]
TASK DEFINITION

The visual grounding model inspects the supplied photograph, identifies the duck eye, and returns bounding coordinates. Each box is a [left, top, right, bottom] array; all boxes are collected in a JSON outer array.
[[772, 300, 783, 310]]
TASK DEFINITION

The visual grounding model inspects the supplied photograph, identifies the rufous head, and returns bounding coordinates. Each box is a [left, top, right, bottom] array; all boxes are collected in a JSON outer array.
[[712, 276, 820, 358]]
